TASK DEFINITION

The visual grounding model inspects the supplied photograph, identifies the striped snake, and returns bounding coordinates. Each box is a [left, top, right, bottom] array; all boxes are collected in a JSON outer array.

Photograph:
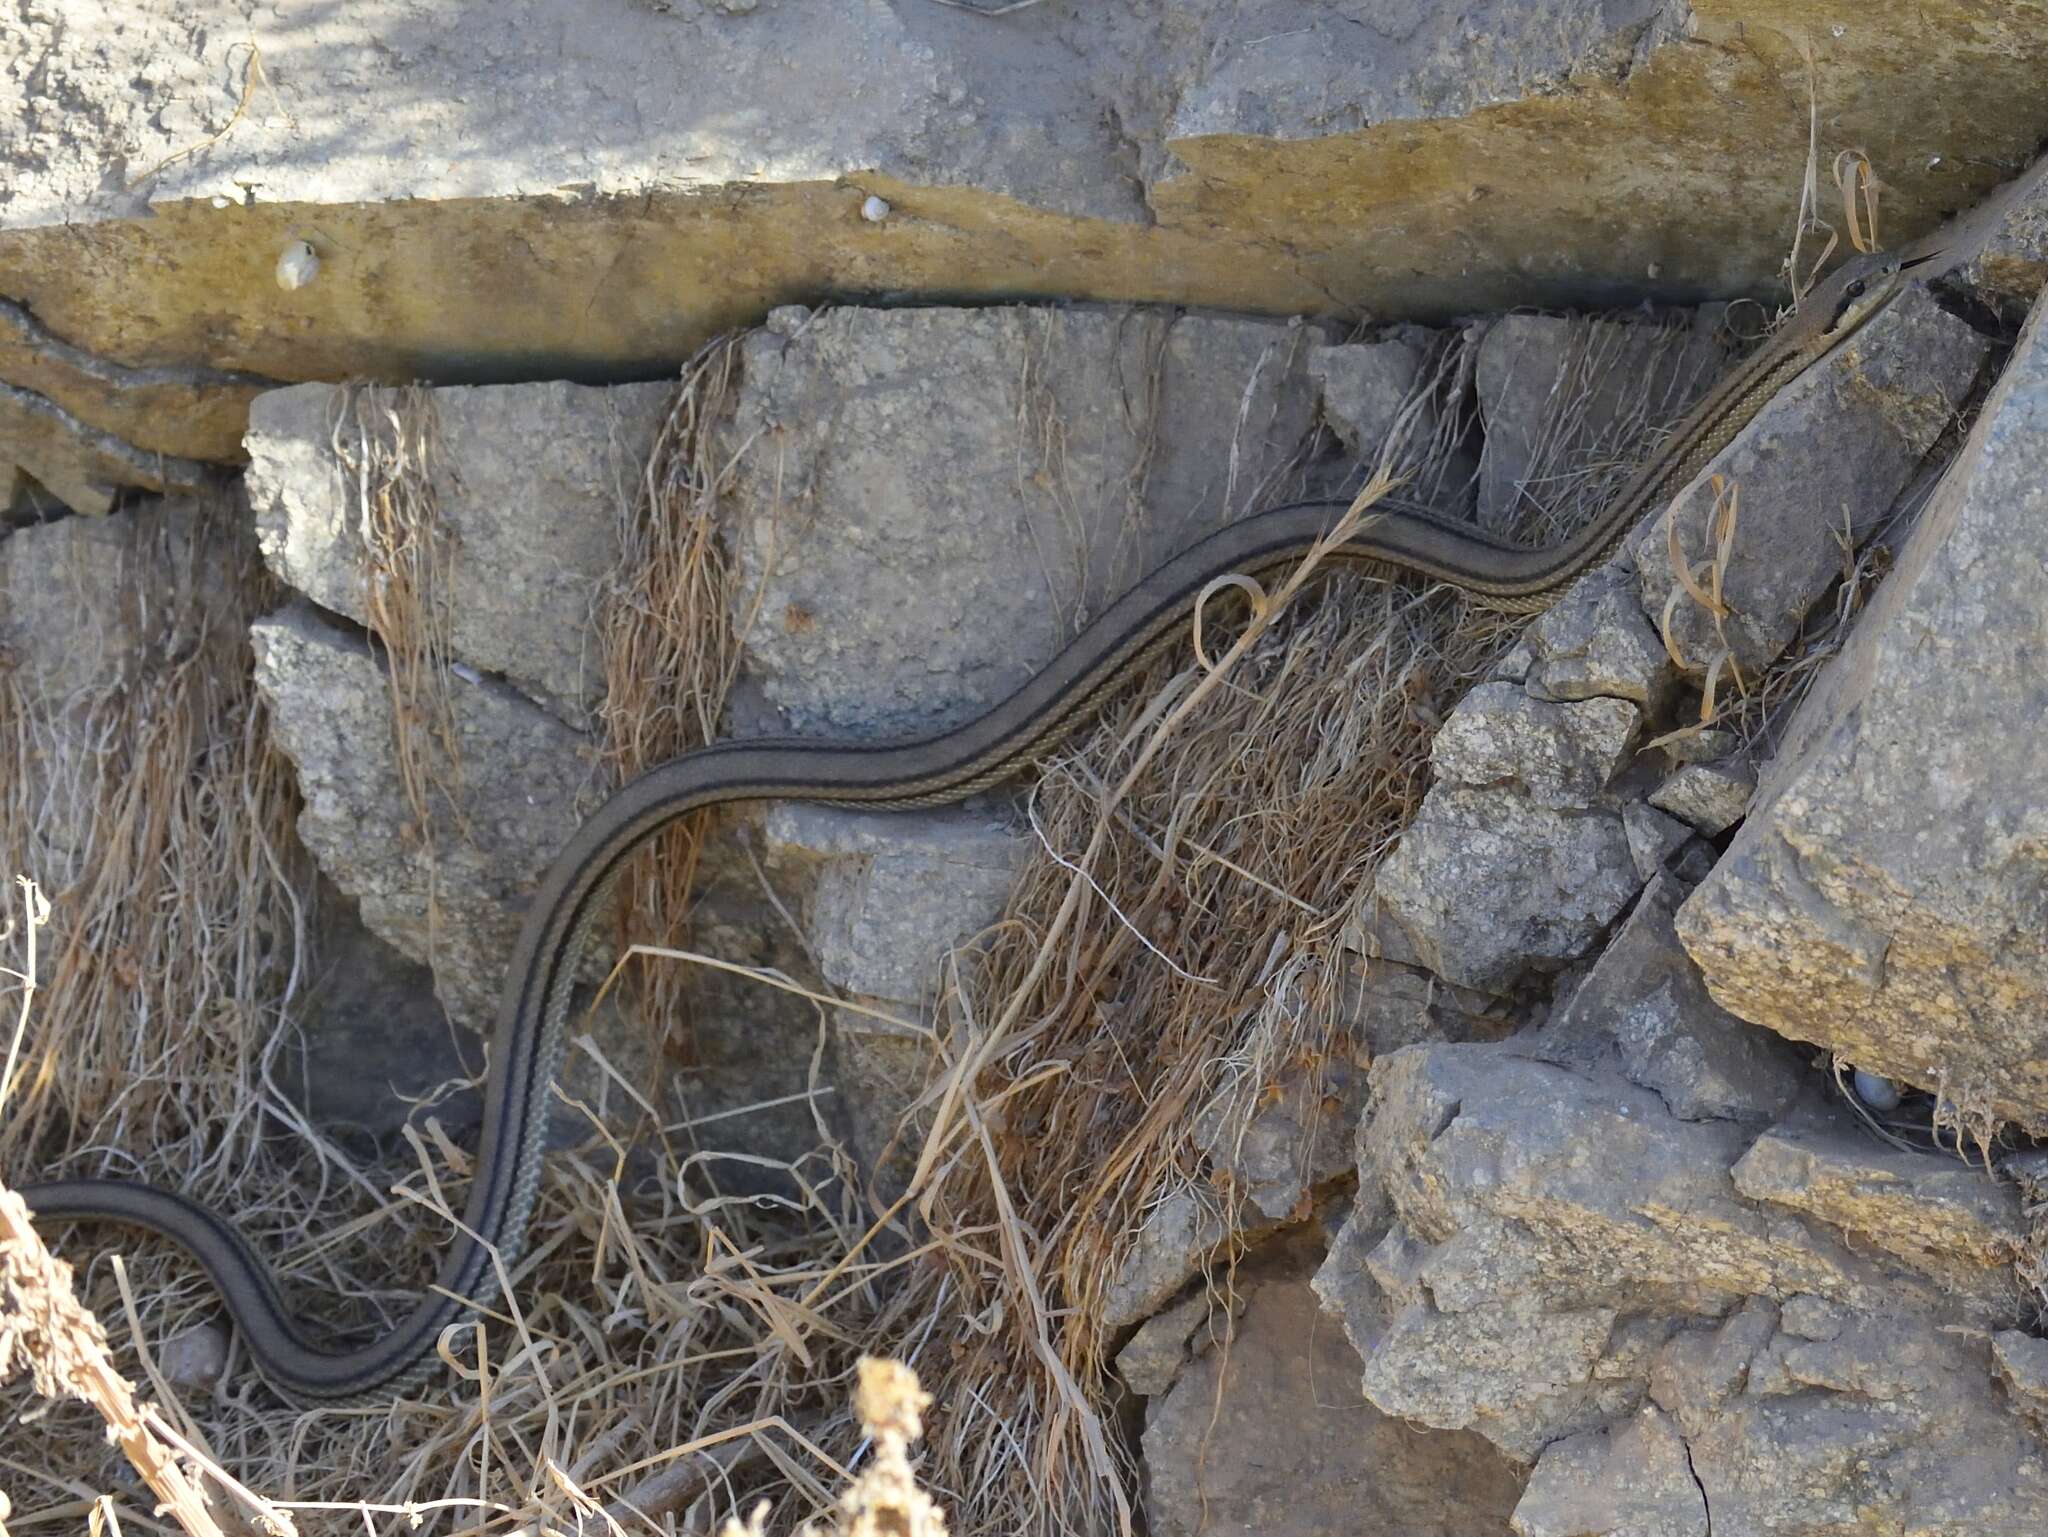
[[22, 244, 1927, 1404]]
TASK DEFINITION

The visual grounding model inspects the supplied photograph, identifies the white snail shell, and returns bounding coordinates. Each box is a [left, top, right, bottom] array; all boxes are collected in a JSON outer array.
[[275, 240, 320, 291]]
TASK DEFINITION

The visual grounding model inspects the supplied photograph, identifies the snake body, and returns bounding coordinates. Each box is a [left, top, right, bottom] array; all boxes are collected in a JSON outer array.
[[21, 248, 1918, 1404]]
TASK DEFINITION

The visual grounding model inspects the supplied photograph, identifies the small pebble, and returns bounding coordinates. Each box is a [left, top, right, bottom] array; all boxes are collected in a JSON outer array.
[[860, 195, 891, 223], [1853, 1068, 1903, 1111], [275, 240, 319, 291]]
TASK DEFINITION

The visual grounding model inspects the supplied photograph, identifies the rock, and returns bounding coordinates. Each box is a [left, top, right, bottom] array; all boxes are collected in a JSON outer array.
[[1523, 562, 1677, 707], [726, 306, 1327, 737], [1943, 157, 2048, 326], [13, 6, 2047, 495], [1647, 1297, 1780, 1439], [1142, 1275, 1524, 1537], [1993, 1330, 2048, 1419], [1428, 683, 1638, 809], [1476, 309, 1730, 532], [1634, 284, 1990, 677], [0, 380, 217, 517], [246, 379, 672, 728], [760, 803, 1025, 1005], [1308, 333, 1429, 459], [1532, 873, 1807, 1124], [1646, 755, 1755, 835], [1348, 1043, 1970, 1458], [1730, 1119, 2032, 1321], [1115, 1288, 1227, 1398], [1339, 957, 1513, 1057], [1512, 1407, 1707, 1537], [1529, 1313, 2048, 1536], [288, 875, 480, 1140], [1676, 293, 2048, 1132], [1373, 788, 1639, 992], [251, 600, 596, 1033], [1621, 800, 1696, 882], [1102, 1188, 1273, 1334], [0, 497, 217, 866], [157, 1323, 232, 1394], [1195, 1046, 1368, 1223]]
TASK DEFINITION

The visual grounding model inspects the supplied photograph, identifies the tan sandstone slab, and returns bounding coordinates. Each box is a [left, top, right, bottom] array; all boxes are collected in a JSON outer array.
[[6, 2, 2048, 501]]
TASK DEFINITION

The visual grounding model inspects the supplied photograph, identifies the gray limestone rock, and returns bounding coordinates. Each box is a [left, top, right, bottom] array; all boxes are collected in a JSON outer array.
[[1676, 293, 2048, 1132], [1372, 788, 1640, 992], [1115, 1288, 1229, 1399], [1945, 162, 2048, 326], [1143, 1275, 1524, 1537], [1429, 682, 1639, 809], [760, 803, 1025, 1005], [1477, 309, 1730, 533], [1346, 1042, 1976, 1461], [727, 306, 1327, 739], [251, 600, 597, 1033], [1621, 800, 1697, 883], [1102, 1188, 1273, 1334], [1648, 755, 1755, 835], [1195, 1047, 1368, 1223], [246, 379, 671, 729], [1634, 284, 1989, 678], [1339, 957, 1513, 1058], [1308, 334, 1429, 460], [1532, 873, 1807, 1124], [1647, 1297, 1781, 1440], [1523, 561, 1677, 707]]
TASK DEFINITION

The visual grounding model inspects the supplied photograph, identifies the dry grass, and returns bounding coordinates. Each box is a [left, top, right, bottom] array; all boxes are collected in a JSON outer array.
[[1, 306, 1741, 1536], [596, 337, 757, 1065]]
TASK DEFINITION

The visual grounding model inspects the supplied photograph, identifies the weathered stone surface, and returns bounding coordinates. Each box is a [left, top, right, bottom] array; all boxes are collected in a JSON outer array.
[[1730, 1120, 2032, 1317], [289, 876, 479, 1139], [760, 803, 1025, 1005], [1677, 294, 2048, 1132], [1143, 1275, 1524, 1537], [1994, 1330, 2048, 1419], [1522, 1312, 2048, 1536], [1340, 957, 1513, 1057], [1647, 1297, 1780, 1439], [1513, 1407, 1707, 1537], [1345, 1043, 1982, 1459], [9, 4, 2046, 495], [1196, 1048, 1367, 1223], [1429, 682, 1638, 808], [252, 601, 593, 1032], [1308, 334, 1430, 460], [728, 306, 1325, 737], [1622, 800, 1696, 882], [1945, 157, 2048, 326], [1102, 1188, 1274, 1334], [1477, 309, 1729, 531], [1647, 754, 1754, 835], [1635, 284, 1990, 676], [247, 379, 671, 727], [1115, 1288, 1228, 1399], [1533, 873, 1806, 1124], [1524, 561, 1676, 706], [1374, 788, 1639, 992], [0, 380, 216, 516]]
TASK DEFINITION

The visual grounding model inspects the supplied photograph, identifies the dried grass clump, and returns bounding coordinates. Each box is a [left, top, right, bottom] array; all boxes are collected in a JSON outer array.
[[596, 337, 756, 1060]]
